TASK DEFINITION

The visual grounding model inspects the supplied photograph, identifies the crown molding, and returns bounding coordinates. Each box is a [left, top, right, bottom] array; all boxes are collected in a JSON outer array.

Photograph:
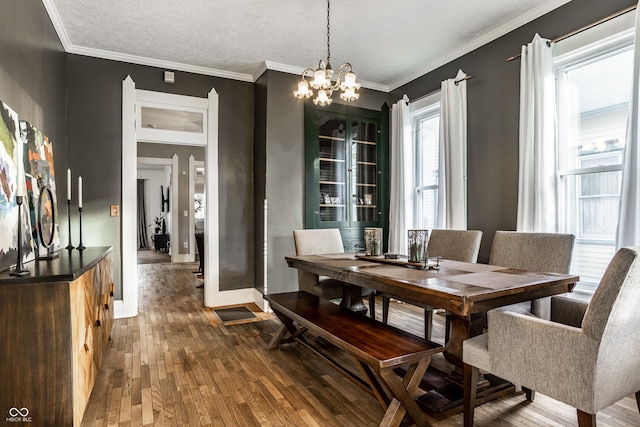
[[68, 45, 254, 82], [388, 0, 572, 90], [41, 0, 71, 50]]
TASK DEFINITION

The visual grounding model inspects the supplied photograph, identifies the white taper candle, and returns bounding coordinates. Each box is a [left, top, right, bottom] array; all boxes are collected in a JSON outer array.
[[67, 168, 72, 200], [78, 176, 83, 208], [16, 141, 25, 198]]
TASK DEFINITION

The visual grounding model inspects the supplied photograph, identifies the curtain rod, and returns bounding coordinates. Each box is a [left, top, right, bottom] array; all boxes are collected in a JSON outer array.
[[406, 75, 474, 105], [506, 4, 637, 62]]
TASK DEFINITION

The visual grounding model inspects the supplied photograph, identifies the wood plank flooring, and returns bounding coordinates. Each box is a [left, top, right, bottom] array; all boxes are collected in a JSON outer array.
[[81, 262, 640, 426]]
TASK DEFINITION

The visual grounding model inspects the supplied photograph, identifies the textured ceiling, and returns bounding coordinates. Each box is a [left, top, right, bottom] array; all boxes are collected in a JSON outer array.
[[43, 0, 571, 91]]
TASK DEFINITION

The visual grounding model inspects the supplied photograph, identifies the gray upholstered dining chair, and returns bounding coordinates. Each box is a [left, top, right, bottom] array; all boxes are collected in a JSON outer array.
[[292, 229, 376, 317], [489, 230, 575, 319], [381, 229, 483, 340], [463, 246, 640, 427]]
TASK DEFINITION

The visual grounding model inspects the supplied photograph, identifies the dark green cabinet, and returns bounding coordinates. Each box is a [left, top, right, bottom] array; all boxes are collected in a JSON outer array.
[[304, 103, 389, 252]]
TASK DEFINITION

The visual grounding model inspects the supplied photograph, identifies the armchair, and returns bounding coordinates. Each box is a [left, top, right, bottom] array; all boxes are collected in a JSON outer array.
[[463, 246, 640, 427]]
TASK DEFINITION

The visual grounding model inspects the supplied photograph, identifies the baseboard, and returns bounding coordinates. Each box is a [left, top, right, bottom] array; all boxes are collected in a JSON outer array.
[[172, 253, 193, 263], [114, 300, 138, 319]]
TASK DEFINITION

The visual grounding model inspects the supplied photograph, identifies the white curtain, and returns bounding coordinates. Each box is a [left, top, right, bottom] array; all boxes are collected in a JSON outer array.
[[438, 69, 468, 230], [617, 3, 640, 249], [516, 34, 557, 232], [388, 95, 413, 254]]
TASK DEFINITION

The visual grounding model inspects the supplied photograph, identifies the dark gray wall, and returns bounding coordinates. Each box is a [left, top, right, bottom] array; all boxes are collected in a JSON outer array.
[[390, 0, 636, 262], [4, 0, 632, 298], [254, 70, 389, 295], [0, 0, 67, 240], [138, 142, 205, 255], [66, 55, 254, 296]]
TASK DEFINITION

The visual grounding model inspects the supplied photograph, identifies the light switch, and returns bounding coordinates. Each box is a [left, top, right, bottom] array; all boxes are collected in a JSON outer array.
[[110, 205, 119, 216], [183, 210, 188, 217]]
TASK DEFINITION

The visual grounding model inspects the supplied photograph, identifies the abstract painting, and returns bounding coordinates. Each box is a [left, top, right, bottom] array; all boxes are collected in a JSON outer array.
[[0, 101, 34, 272], [21, 120, 60, 256]]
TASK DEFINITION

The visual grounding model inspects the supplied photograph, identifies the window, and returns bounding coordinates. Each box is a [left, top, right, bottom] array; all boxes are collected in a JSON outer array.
[[411, 94, 441, 230], [555, 29, 633, 292]]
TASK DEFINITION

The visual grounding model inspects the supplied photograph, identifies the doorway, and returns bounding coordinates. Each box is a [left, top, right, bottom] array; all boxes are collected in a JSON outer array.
[[121, 78, 220, 317], [137, 157, 175, 264]]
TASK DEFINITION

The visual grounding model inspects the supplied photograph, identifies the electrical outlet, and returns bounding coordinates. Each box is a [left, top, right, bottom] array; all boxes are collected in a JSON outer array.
[[183, 241, 188, 249], [183, 210, 188, 217]]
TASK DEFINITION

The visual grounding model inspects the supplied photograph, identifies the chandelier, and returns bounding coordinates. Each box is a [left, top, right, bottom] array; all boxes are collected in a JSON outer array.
[[293, 0, 361, 106]]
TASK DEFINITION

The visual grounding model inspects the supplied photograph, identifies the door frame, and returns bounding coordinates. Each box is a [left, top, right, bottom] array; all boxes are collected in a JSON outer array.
[[120, 76, 251, 318]]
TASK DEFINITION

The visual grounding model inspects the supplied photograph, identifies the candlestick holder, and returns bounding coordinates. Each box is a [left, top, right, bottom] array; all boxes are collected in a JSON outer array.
[[11, 196, 29, 276], [77, 206, 86, 250], [66, 199, 74, 250]]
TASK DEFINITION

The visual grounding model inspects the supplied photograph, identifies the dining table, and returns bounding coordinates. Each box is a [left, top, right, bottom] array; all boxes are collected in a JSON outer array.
[[285, 253, 579, 419]]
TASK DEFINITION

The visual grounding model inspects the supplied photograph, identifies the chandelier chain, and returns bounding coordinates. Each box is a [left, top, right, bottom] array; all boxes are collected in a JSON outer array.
[[326, 0, 331, 66]]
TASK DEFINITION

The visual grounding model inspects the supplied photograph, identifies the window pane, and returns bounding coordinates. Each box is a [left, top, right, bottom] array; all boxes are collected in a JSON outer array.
[[351, 120, 378, 223], [414, 108, 440, 229], [577, 171, 621, 239], [419, 115, 440, 187], [141, 107, 204, 133], [559, 49, 632, 170], [318, 116, 347, 223], [417, 188, 437, 230]]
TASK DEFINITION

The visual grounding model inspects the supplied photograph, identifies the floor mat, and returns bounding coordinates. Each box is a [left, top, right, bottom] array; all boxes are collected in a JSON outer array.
[[212, 305, 259, 325]]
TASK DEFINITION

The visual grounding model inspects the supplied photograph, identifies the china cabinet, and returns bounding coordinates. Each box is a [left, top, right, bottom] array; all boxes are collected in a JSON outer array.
[[304, 103, 388, 251]]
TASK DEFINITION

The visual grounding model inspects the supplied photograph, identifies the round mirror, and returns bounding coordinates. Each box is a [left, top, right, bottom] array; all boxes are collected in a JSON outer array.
[[38, 187, 56, 248]]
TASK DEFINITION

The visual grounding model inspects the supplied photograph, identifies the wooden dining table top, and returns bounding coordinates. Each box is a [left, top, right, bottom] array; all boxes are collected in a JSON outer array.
[[285, 253, 579, 317]]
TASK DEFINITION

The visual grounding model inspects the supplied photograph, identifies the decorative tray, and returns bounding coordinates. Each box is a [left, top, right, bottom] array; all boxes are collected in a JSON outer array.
[[355, 254, 441, 270]]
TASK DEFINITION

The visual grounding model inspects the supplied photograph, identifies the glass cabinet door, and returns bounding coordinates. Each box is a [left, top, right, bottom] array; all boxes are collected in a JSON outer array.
[[351, 120, 378, 223], [318, 115, 347, 224]]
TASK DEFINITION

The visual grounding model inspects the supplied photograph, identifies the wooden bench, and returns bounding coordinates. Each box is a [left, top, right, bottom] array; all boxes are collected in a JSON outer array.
[[265, 291, 443, 427]]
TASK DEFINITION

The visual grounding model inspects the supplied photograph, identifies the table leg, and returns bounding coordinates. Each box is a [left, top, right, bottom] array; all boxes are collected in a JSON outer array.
[[414, 311, 514, 420], [339, 284, 368, 314], [444, 312, 484, 368]]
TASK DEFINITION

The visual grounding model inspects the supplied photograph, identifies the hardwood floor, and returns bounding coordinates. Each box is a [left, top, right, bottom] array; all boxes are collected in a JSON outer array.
[[81, 262, 640, 426]]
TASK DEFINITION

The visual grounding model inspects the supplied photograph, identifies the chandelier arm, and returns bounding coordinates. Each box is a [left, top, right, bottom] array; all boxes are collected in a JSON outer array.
[[301, 68, 316, 79], [332, 69, 345, 90]]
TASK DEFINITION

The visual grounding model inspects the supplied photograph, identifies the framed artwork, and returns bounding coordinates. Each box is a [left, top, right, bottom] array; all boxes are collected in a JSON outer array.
[[0, 101, 34, 272], [20, 120, 60, 257]]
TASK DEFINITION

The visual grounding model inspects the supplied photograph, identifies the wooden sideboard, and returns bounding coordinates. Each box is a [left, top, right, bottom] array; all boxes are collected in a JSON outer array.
[[0, 247, 114, 426]]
